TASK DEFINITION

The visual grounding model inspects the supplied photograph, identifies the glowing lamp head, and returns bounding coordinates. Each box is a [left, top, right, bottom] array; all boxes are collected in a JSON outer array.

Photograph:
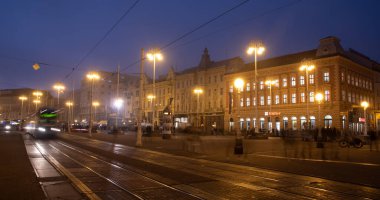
[[146, 49, 163, 61], [315, 93, 323, 102], [234, 78, 244, 90], [113, 98, 123, 109], [246, 43, 265, 55], [19, 96, 27, 101], [361, 101, 369, 109], [66, 101, 73, 106], [86, 72, 100, 80], [193, 88, 203, 94], [92, 101, 100, 107]]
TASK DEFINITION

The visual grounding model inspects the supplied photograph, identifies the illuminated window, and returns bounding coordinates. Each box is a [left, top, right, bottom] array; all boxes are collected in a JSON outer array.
[[267, 96, 271, 105], [300, 76, 305, 86], [282, 78, 287, 87], [291, 77, 296, 86], [240, 97, 244, 107], [323, 72, 330, 82], [325, 90, 330, 101], [309, 92, 314, 102], [260, 96, 264, 105], [246, 98, 250, 106], [283, 94, 288, 104], [253, 97, 256, 106], [309, 74, 315, 84], [246, 83, 250, 91], [260, 81, 264, 90], [300, 92, 305, 103], [275, 95, 279, 104], [291, 93, 296, 104]]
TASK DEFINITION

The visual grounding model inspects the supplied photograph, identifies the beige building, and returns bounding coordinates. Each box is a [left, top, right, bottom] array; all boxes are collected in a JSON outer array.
[[225, 36, 380, 134], [0, 88, 55, 120], [78, 70, 139, 126], [143, 48, 244, 132]]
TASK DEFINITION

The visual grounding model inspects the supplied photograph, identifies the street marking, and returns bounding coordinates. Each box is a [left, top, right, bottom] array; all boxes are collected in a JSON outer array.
[[249, 153, 380, 167]]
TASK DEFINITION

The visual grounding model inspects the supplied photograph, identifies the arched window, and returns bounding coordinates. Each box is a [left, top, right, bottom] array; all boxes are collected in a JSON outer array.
[[300, 116, 306, 130], [260, 117, 265, 129], [324, 115, 333, 128], [342, 115, 346, 130], [291, 116, 297, 130], [310, 116, 316, 129], [246, 118, 251, 131], [283, 117, 288, 130]]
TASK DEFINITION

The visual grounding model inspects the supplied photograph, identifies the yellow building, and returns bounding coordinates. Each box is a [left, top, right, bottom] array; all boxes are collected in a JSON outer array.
[[225, 36, 379, 134]]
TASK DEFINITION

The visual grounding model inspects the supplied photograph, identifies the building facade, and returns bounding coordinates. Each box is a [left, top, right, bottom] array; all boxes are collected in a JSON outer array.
[[78, 70, 139, 126], [225, 36, 380, 134], [0, 88, 55, 120]]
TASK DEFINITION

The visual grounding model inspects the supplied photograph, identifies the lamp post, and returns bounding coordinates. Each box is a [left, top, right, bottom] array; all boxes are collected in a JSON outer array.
[[300, 60, 315, 130], [92, 101, 100, 124], [315, 93, 324, 147], [53, 83, 65, 106], [361, 101, 369, 136], [147, 49, 163, 132], [265, 80, 276, 132], [234, 78, 244, 155], [247, 42, 265, 132], [193, 88, 203, 127], [19, 96, 27, 120], [113, 98, 123, 130], [33, 91, 43, 100], [86, 72, 100, 136], [33, 99, 41, 111], [66, 101, 73, 133]]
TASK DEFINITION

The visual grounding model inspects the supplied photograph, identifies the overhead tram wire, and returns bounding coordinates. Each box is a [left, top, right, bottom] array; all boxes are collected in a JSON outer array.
[[63, 0, 140, 80], [118, 0, 251, 74], [174, 0, 303, 49]]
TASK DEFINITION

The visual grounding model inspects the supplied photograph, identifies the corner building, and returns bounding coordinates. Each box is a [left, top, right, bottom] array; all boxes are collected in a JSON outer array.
[[224, 36, 380, 134]]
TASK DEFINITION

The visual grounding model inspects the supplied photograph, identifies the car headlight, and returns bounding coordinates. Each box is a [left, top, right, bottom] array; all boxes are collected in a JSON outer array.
[[38, 127, 46, 132], [5, 125, 11, 130]]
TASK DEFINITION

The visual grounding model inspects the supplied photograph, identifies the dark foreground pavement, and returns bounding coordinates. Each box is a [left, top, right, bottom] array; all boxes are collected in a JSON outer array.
[[0, 132, 45, 200]]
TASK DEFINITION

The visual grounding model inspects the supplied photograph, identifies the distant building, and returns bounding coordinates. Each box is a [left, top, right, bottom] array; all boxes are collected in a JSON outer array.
[[78, 70, 139, 126], [0, 88, 55, 120], [225, 36, 380, 134]]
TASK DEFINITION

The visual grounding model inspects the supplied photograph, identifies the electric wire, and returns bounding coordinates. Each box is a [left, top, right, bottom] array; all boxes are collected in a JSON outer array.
[[63, 0, 140, 80]]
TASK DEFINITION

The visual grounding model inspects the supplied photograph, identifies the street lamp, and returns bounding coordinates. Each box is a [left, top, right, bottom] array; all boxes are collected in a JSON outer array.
[[361, 101, 369, 136], [193, 88, 203, 127], [113, 98, 123, 130], [300, 60, 315, 130], [315, 93, 324, 148], [265, 80, 276, 133], [234, 78, 244, 155], [33, 91, 43, 100], [86, 72, 100, 136], [33, 99, 41, 111], [147, 49, 163, 132], [66, 101, 73, 133], [19, 96, 27, 120], [247, 42, 265, 132], [53, 83, 65, 106]]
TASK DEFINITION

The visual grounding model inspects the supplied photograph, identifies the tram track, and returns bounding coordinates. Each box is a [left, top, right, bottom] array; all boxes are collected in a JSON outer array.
[[35, 140, 206, 200], [57, 134, 380, 200]]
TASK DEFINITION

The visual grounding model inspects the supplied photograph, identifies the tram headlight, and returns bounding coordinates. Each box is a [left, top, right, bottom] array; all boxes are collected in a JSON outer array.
[[5, 125, 11, 130], [51, 128, 61, 132], [38, 127, 46, 132]]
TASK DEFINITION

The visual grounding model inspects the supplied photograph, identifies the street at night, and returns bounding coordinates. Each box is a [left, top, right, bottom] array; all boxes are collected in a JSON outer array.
[[1, 0, 380, 199]]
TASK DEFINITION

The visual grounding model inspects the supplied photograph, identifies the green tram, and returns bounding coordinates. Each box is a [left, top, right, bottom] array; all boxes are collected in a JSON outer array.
[[25, 107, 61, 138]]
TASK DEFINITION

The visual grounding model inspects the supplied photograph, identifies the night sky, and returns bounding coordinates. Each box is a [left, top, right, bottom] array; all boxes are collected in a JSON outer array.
[[0, 0, 379, 91]]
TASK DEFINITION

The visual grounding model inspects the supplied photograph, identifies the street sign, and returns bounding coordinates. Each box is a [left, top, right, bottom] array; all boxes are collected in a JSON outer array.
[[359, 118, 366, 122]]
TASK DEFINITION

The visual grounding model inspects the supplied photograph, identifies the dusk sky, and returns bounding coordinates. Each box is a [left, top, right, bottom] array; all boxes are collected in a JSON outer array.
[[0, 0, 379, 91]]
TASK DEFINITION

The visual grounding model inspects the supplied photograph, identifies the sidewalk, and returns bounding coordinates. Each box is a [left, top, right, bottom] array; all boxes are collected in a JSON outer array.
[[0, 132, 45, 200]]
